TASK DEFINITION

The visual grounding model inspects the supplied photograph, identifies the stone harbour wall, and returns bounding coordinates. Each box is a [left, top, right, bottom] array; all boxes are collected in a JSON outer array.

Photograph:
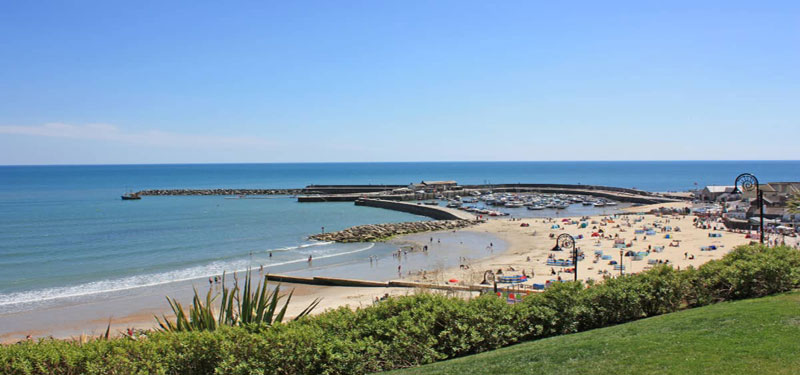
[[309, 220, 475, 243], [136, 188, 303, 196]]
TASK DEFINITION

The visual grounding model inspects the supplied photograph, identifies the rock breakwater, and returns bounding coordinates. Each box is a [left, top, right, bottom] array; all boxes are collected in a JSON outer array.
[[136, 188, 303, 196], [309, 220, 475, 243]]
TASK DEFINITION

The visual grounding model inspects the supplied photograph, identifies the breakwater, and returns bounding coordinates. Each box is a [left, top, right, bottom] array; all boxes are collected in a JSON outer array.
[[136, 188, 302, 196], [355, 198, 476, 220], [134, 183, 686, 204], [309, 220, 474, 243], [298, 184, 683, 204]]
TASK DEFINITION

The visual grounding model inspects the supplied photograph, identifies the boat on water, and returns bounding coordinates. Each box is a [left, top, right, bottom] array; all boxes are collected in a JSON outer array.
[[593, 202, 606, 207], [527, 205, 545, 210], [423, 201, 439, 205], [582, 201, 593, 206], [121, 192, 141, 200]]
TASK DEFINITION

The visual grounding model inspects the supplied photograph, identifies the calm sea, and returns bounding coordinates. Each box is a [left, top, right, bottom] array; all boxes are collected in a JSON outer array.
[[0, 161, 797, 313]]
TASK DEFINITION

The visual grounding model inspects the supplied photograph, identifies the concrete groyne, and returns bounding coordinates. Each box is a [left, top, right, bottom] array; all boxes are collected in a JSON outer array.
[[309, 219, 475, 243], [265, 274, 538, 294]]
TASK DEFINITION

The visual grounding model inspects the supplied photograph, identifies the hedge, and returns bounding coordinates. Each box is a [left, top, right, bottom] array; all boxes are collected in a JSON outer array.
[[2, 244, 799, 375]]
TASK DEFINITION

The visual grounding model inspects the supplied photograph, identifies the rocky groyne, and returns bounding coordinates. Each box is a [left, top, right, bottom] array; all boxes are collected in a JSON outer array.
[[136, 188, 303, 196], [309, 220, 475, 243]]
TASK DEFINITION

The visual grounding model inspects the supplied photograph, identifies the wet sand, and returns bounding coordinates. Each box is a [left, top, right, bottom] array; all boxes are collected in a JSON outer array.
[[0, 231, 499, 342]]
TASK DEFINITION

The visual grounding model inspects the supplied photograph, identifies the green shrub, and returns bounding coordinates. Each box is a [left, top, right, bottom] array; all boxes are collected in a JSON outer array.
[[696, 244, 800, 302], [2, 245, 799, 374]]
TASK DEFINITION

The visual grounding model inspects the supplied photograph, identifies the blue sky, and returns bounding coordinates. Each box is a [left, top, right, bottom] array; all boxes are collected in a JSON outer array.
[[0, 1, 798, 164]]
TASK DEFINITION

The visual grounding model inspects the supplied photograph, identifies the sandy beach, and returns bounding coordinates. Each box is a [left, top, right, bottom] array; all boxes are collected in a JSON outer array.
[[4, 201, 798, 343], [408, 202, 799, 290]]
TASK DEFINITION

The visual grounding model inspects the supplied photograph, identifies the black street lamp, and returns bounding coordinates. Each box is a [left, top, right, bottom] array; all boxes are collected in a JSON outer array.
[[619, 249, 624, 276], [555, 233, 578, 282], [732, 173, 764, 244]]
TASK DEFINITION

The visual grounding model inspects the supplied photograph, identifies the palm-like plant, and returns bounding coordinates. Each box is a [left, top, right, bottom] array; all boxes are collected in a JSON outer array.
[[788, 192, 800, 214], [155, 270, 321, 332]]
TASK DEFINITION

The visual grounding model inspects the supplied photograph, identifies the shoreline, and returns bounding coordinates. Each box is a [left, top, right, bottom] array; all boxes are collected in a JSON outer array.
[[5, 201, 793, 344], [0, 228, 504, 343]]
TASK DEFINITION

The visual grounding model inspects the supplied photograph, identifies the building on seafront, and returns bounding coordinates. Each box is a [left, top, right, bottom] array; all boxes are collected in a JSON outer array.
[[724, 182, 800, 229], [698, 185, 737, 202]]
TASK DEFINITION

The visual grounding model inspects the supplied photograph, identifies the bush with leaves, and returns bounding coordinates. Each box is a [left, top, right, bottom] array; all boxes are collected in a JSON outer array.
[[3, 245, 800, 375]]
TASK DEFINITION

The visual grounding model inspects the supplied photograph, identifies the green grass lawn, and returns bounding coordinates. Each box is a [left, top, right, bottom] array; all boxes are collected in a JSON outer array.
[[385, 291, 800, 375]]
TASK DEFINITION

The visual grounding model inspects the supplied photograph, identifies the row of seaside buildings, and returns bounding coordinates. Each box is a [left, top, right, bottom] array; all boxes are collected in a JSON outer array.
[[698, 182, 800, 226]]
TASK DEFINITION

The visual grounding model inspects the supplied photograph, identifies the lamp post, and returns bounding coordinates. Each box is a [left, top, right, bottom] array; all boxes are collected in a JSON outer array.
[[619, 249, 624, 276], [732, 173, 764, 244], [556, 233, 578, 282]]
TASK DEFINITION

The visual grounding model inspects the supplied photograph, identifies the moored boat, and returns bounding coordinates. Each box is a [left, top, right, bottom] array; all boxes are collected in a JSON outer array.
[[121, 192, 141, 200]]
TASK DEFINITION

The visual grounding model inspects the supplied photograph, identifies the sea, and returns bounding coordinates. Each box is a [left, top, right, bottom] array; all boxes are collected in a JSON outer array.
[[0, 161, 797, 315]]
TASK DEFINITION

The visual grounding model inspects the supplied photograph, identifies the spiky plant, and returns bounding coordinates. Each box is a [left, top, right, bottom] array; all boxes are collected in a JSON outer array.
[[155, 270, 321, 332], [788, 191, 800, 214]]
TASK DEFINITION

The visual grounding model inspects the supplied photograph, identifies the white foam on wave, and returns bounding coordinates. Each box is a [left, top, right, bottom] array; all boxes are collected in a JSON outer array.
[[269, 241, 334, 252], [0, 242, 375, 314]]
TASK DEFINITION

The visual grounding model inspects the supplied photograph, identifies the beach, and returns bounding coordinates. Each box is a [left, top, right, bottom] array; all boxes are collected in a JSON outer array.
[[6, 200, 796, 343], [403, 202, 759, 288]]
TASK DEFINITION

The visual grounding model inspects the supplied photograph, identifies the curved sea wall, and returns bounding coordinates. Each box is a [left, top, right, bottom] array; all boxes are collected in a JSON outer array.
[[355, 198, 476, 220], [309, 220, 474, 243]]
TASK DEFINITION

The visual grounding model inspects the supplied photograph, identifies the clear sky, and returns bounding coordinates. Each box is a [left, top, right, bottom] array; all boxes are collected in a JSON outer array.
[[0, 1, 798, 164]]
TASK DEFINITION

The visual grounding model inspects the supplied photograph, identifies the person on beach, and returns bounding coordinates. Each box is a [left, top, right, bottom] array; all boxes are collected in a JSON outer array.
[[308, 255, 312, 264], [269, 252, 272, 258]]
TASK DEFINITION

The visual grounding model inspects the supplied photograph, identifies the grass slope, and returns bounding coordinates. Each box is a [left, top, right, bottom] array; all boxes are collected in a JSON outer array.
[[386, 291, 800, 375]]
